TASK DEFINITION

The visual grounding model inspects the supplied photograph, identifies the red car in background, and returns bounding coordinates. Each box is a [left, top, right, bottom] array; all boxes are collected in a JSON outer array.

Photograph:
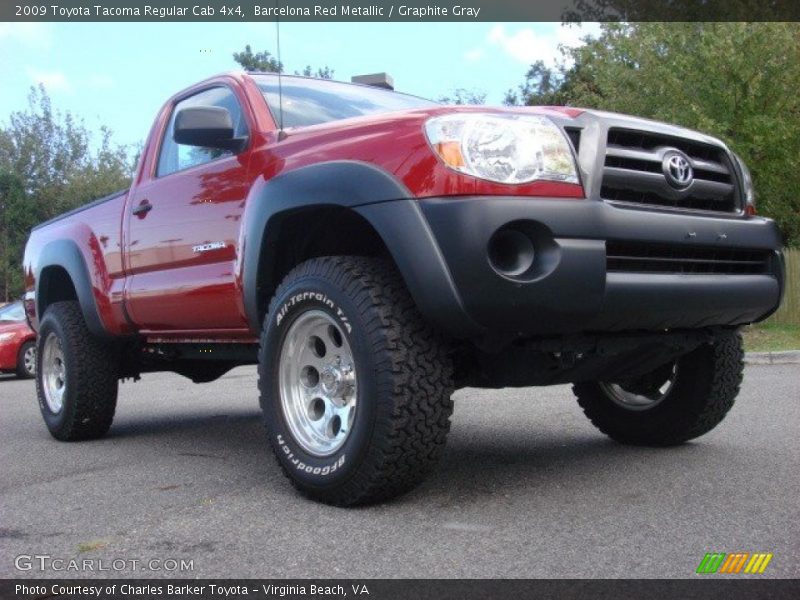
[[0, 301, 36, 378]]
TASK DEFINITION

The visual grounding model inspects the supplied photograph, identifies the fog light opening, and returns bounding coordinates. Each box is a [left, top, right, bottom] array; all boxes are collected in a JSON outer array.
[[488, 228, 536, 277]]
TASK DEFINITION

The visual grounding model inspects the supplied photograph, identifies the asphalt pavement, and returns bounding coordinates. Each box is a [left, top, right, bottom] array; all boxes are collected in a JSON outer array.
[[1, 364, 798, 578]]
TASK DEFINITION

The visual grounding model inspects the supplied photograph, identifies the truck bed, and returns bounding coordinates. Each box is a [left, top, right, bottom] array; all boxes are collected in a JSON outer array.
[[31, 189, 129, 232]]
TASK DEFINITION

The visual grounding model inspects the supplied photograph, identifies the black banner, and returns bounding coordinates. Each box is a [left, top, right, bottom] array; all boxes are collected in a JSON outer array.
[[4, 579, 800, 600], [2, 0, 800, 22]]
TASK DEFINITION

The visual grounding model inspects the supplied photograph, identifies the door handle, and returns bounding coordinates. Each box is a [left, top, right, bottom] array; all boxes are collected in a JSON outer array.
[[132, 200, 152, 217]]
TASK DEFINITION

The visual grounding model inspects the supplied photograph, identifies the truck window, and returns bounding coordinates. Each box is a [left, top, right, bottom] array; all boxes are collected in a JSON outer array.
[[156, 86, 249, 177]]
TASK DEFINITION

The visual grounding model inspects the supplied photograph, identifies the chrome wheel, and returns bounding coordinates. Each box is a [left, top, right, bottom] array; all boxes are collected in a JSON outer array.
[[23, 344, 37, 376], [599, 363, 678, 411], [41, 333, 66, 413], [278, 310, 357, 456]]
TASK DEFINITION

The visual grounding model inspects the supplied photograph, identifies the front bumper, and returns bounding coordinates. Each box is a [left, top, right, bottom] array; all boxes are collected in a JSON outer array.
[[360, 197, 784, 338]]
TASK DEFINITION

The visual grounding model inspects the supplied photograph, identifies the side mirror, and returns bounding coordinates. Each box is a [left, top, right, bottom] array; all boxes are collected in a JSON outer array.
[[173, 106, 246, 152]]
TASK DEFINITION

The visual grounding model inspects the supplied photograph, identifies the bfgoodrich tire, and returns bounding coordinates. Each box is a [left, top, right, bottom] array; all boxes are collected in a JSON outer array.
[[259, 256, 454, 506], [573, 330, 744, 446], [36, 301, 119, 441]]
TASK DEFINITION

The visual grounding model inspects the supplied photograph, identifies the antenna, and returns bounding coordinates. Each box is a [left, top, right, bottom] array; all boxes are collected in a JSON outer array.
[[275, 2, 286, 141]]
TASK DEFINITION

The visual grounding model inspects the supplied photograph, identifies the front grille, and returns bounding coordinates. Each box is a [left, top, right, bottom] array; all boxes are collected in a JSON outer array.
[[606, 241, 770, 275], [602, 128, 739, 213]]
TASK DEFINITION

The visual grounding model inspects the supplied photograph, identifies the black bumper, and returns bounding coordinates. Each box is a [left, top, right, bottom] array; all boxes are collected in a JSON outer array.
[[357, 197, 784, 338]]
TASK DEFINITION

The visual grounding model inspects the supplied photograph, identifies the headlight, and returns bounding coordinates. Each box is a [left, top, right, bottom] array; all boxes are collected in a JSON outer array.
[[425, 113, 579, 185], [733, 153, 756, 214], [0, 333, 14, 343]]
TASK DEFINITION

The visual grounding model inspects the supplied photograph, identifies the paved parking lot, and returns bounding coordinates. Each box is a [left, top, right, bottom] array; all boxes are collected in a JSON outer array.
[[1, 364, 798, 578]]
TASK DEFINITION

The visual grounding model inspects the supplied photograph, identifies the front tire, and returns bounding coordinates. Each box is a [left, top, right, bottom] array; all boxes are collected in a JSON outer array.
[[259, 256, 454, 506], [573, 330, 744, 446], [36, 301, 119, 441], [16, 340, 36, 379]]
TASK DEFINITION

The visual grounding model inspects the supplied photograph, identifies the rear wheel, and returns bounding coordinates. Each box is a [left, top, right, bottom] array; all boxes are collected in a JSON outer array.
[[259, 256, 454, 506], [16, 340, 36, 379], [36, 301, 119, 441], [573, 330, 744, 446]]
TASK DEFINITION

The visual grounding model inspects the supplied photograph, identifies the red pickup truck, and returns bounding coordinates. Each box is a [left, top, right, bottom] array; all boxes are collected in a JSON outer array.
[[23, 72, 784, 505]]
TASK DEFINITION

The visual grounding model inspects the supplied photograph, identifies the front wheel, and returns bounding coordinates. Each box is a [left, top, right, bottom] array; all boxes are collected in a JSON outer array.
[[573, 330, 744, 446], [259, 256, 454, 506]]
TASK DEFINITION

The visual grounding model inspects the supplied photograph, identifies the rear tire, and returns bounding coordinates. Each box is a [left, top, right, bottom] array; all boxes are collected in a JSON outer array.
[[36, 301, 119, 441], [16, 340, 36, 379], [259, 256, 454, 506], [573, 330, 744, 446]]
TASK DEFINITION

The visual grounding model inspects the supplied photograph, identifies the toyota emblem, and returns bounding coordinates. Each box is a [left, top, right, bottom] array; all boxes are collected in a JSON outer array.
[[663, 151, 694, 188]]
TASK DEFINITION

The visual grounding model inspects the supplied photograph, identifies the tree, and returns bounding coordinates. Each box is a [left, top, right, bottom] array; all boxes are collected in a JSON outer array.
[[504, 61, 570, 106], [0, 172, 25, 302], [232, 45, 334, 79], [561, 0, 796, 22], [296, 65, 334, 79], [438, 88, 487, 105], [509, 23, 800, 246], [0, 85, 134, 300], [232, 45, 283, 73]]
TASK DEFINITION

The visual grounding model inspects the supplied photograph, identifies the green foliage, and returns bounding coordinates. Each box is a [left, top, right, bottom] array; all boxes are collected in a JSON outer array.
[[232, 44, 283, 73], [296, 65, 334, 79], [509, 23, 800, 246], [562, 0, 796, 22], [438, 88, 487, 105], [232, 45, 334, 80], [0, 85, 134, 301], [504, 61, 572, 106], [0, 172, 26, 302]]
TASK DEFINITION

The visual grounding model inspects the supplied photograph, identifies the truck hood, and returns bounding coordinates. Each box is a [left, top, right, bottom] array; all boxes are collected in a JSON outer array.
[[278, 104, 585, 139], [266, 103, 587, 201], [277, 104, 725, 151]]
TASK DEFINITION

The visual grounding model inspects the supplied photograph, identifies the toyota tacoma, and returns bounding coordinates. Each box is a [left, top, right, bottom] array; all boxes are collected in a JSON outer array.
[[22, 72, 784, 505]]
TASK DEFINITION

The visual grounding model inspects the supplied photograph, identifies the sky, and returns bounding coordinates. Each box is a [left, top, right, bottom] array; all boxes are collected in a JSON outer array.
[[0, 21, 599, 149]]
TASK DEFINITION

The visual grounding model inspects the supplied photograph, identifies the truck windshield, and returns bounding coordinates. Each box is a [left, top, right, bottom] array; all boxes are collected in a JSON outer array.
[[253, 74, 438, 129]]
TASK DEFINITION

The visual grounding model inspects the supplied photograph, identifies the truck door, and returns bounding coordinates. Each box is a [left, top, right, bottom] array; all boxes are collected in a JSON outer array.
[[124, 85, 253, 333]]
